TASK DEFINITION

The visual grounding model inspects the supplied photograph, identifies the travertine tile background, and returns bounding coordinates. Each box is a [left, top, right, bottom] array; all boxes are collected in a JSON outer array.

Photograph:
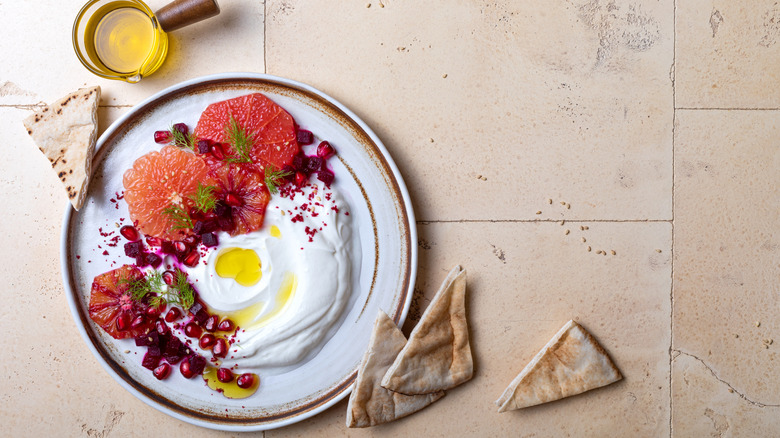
[[0, 0, 777, 437]]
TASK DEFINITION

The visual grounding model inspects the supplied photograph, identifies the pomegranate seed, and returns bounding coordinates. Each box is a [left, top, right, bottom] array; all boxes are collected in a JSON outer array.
[[115, 313, 131, 331], [153, 363, 171, 380], [180, 359, 195, 379], [183, 235, 200, 246], [212, 338, 228, 358], [211, 142, 225, 160], [145, 236, 162, 247], [119, 225, 139, 241], [173, 241, 188, 254], [199, 333, 217, 349], [164, 307, 182, 323], [183, 250, 200, 267], [216, 368, 234, 383], [146, 304, 165, 318], [184, 322, 203, 338], [204, 315, 219, 332], [225, 193, 242, 207], [162, 270, 176, 286], [237, 373, 257, 389], [156, 319, 171, 336], [217, 318, 235, 332], [130, 314, 146, 329], [294, 171, 307, 187], [317, 141, 336, 159], [296, 129, 314, 145], [153, 130, 171, 144]]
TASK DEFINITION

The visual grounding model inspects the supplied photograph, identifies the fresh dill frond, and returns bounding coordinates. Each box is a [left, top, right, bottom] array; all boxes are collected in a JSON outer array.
[[264, 166, 293, 195], [189, 182, 218, 213], [224, 116, 256, 164], [123, 270, 165, 303], [174, 270, 195, 310], [169, 124, 196, 151], [162, 204, 193, 231]]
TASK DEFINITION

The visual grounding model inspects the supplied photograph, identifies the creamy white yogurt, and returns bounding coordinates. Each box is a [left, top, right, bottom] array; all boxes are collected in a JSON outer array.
[[186, 181, 354, 368]]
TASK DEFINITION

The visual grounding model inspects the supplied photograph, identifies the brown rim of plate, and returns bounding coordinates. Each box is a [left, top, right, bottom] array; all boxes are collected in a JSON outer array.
[[63, 75, 414, 426]]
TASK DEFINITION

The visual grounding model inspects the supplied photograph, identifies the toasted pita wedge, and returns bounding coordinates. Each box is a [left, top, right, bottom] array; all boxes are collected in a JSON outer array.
[[23, 86, 100, 210], [346, 311, 444, 428], [495, 320, 621, 412], [381, 265, 472, 395]]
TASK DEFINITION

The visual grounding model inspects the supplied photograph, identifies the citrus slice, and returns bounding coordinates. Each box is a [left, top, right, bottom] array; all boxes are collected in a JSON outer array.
[[210, 162, 270, 236], [89, 265, 152, 339], [194, 93, 299, 170], [123, 146, 213, 240]]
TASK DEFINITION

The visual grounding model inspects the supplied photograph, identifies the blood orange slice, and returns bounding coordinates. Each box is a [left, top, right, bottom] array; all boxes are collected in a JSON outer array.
[[194, 93, 299, 170], [89, 265, 152, 339], [123, 146, 214, 240], [210, 162, 270, 236]]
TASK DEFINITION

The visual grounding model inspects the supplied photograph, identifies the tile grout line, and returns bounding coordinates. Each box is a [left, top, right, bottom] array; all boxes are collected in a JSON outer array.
[[417, 219, 672, 224], [670, 0, 677, 436]]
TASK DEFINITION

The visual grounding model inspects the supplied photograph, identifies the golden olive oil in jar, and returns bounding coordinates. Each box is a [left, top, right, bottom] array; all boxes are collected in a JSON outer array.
[[75, 0, 168, 82]]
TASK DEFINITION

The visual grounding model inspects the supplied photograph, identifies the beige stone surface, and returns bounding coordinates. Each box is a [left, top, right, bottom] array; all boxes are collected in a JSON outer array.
[[1, 0, 778, 436], [268, 221, 672, 437], [672, 109, 780, 430], [266, 0, 674, 222], [676, 0, 780, 109]]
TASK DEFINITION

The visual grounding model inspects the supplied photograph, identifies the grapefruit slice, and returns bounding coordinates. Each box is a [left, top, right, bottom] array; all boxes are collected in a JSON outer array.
[[89, 265, 152, 339], [210, 162, 270, 236], [194, 93, 299, 170], [123, 146, 214, 240]]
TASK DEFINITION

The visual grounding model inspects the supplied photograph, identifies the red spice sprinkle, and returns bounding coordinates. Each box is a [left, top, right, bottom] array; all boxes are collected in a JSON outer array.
[[102, 250, 109, 256]]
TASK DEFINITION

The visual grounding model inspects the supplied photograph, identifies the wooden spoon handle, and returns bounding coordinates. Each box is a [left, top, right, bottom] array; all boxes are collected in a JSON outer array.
[[155, 0, 220, 33]]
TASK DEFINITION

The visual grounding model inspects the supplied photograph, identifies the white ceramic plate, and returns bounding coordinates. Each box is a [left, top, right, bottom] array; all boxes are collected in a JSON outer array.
[[60, 73, 416, 431]]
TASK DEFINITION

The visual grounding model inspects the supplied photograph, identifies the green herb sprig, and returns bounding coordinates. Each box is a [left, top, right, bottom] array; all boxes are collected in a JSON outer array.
[[162, 204, 193, 231], [149, 270, 195, 310], [189, 182, 218, 213], [224, 116, 256, 164], [169, 124, 197, 151], [264, 166, 293, 195]]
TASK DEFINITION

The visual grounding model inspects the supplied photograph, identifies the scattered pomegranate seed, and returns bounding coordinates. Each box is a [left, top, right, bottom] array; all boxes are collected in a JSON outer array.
[[204, 315, 219, 332], [217, 319, 234, 332], [199, 333, 217, 349], [156, 320, 171, 336], [164, 307, 182, 323], [184, 322, 203, 338], [237, 373, 257, 389], [146, 304, 165, 318], [180, 359, 195, 379], [294, 171, 307, 187], [119, 225, 139, 241], [225, 193, 242, 207], [130, 314, 146, 329], [153, 363, 171, 380], [174, 241, 188, 254], [115, 313, 131, 331], [196, 139, 212, 154], [145, 236, 162, 247], [211, 142, 225, 160], [217, 368, 234, 383], [183, 250, 200, 267], [212, 338, 228, 358], [153, 130, 171, 144], [183, 235, 200, 246], [317, 141, 336, 159], [162, 270, 176, 286]]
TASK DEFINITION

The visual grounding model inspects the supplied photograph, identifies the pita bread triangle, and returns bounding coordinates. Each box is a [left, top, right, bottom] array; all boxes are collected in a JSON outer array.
[[346, 310, 444, 428], [495, 320, 621, 412], [381, 265, 473, 395], [23, 86, 100, 210]]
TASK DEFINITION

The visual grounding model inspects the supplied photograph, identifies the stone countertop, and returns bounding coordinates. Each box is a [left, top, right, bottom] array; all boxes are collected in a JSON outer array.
[[0, 1, 777, 436]]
